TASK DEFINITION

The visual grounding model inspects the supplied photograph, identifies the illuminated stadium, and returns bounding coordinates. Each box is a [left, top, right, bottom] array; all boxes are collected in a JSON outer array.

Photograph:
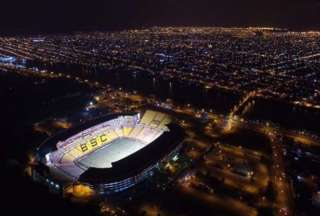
[[33, 110, 185, 194]]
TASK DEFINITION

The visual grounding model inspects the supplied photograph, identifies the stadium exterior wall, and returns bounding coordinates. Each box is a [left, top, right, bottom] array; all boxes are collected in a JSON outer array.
[[94, 141, 183, 194]]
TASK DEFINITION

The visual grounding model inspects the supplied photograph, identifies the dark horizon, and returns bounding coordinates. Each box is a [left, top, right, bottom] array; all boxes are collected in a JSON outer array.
[[1, 0, 320, 35]]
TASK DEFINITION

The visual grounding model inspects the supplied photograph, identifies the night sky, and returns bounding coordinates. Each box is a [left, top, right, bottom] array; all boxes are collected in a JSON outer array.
[[1, 0, 320, 34]]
